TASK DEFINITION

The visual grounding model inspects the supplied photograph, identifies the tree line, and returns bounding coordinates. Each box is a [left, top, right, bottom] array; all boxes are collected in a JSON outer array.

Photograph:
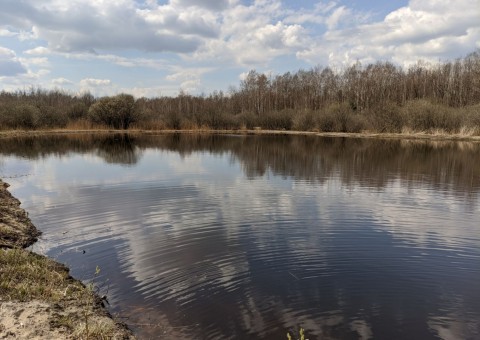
[[1, 50, 479, 134]]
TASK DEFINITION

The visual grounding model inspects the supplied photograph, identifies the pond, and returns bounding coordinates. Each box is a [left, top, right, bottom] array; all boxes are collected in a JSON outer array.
[[1, 133, 479, 339]]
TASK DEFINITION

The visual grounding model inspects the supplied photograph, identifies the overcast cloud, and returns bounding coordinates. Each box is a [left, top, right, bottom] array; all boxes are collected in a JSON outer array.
[[0, 0, 478, 96]]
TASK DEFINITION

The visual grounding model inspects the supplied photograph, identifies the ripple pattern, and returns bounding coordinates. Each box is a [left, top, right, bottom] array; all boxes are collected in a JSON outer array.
[[4, 135, 480, 339]]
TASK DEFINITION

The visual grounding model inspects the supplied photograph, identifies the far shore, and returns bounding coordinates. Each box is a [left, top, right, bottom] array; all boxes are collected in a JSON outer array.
[[1, 128, 480, 142]]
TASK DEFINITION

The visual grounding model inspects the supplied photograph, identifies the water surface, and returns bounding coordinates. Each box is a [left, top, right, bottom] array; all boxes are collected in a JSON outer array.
[[1, 133, 479, 339]]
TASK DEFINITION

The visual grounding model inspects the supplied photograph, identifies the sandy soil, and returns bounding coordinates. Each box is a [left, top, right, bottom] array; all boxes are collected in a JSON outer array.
[[0, 179, 135, 339], [0, 301, 67, 339], [0, 299, 133, 339]]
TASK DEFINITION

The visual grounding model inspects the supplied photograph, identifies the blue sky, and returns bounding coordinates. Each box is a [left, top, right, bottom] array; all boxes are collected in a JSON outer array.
[[0, 0, 479, 97]]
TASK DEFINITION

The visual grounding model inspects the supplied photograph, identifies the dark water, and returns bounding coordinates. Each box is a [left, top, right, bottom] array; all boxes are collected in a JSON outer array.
[[1, 133, 480, 339]]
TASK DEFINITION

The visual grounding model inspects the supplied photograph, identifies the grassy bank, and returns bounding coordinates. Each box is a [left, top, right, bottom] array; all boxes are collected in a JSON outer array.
[[0, 179, 135, 339]]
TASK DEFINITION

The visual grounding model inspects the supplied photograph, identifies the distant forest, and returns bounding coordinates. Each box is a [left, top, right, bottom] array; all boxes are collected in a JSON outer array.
[[1, 51, 479, 134]]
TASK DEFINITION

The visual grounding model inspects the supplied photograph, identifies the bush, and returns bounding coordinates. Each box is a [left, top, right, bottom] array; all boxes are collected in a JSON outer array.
[[194, 111, 240, 130], [237, 112, 258, 129], [3, 104, 41, 129], [366, 101, 404, 133], [317, 103, 365, 133], [292, 110, 317, 131], [163, 111, 183, 129], [317, 111, 337, 132], [259, 110, 293, 130], [88, 94, 139, 129], [67, 102, 89, 121], [37, 105, 68, 128], [402, 100, 463, 132]]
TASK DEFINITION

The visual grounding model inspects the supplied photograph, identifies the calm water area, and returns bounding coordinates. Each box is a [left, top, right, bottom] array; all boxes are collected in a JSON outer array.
[[1, 133, 479, 339]]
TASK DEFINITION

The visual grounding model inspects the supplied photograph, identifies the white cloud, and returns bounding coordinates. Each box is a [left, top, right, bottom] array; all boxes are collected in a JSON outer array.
[[1, 0, 479, 96], [78, 78, 114, 96], [166, 67, 212, 82], [24, 47, 51, 56], [0, 47, 16, 58], [80, 78, 111, 87], [52, 77, 73, 85], [165, 66, 213, 93], [0, 28, 16, 37], [284, 2, 338, 25], [120, 86, 166, 98], [178, 79, 201, 93], [0, 47, 28, 77], [171, 0, 235, 11], [325, 6, 350, 30], [19, 57, 49, 67], [0, 0, 207, 53], [299, 0, 480, 67], [191, 0, 311, 66]]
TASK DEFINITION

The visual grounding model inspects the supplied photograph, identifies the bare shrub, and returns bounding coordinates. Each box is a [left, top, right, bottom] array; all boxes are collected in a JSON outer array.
[[163, 111, 183, 129], [67, 102, 89, 121], [3, 104, 41, 129], [317, 103, 365, 133], [292, 110, 317, 131], [402, 100, 463, 133], [37, 105, 68, 128], [194, 111, 240, 130], [237, 112, 258, 129], [88, 94, 139, 129], [366, 102, 404, 133], [259, 110, 293, 130]]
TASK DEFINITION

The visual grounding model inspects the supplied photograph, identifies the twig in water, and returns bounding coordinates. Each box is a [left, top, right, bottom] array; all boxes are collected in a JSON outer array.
[[288, 271, 299, 280]]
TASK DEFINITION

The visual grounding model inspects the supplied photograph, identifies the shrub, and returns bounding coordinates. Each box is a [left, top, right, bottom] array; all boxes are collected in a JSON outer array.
[[37, 105, 68, 128], [458, 105, 480, 135], [163, 111, 183, 129], [292, 110, 317, 131], [88, 94, 139, 129], [194, 111, 240, 130], [317, 103, 365, 133], [259, 110, 293, 130], [67, 102, 89, 121], [3, 104, 41, 129], [237, 112, 258, 129], [346, 114, 367, 133], [366, 101, 404, 133], [317, 111, 337, 132], [402, 100, 463, 133]]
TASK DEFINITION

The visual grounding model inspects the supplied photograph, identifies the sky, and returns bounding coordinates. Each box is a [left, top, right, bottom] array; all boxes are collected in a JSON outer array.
[[0, 0, 479, 97]]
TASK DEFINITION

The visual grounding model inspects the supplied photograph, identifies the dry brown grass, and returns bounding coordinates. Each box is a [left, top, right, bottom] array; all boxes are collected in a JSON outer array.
[[0, 248, 83, 302]]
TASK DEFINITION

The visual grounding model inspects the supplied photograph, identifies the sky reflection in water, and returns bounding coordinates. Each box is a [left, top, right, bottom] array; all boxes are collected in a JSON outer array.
[[1, 134, 479, 339]]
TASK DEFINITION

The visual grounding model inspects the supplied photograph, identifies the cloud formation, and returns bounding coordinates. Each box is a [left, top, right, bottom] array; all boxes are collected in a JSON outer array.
[[0, 0, 208, 53], [0, 0, 478, 95], [298, 0, 480, 66], [80, 78, 111, 87], [52, 77, 73, 86], [0, 47, 27, 77]]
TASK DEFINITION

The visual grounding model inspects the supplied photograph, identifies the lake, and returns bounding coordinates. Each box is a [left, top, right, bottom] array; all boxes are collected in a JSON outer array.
[[1, 133, 479, 339]]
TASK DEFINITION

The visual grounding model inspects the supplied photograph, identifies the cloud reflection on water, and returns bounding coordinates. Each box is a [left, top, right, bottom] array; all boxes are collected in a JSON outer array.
[[1, 133, 480, 339]]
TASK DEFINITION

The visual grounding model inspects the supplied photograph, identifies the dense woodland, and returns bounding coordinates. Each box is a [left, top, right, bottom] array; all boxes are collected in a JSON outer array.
[[1, 51, 479, 134]]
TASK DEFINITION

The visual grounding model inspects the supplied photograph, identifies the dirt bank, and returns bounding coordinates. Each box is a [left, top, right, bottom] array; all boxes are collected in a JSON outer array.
[[1, 128, 480, 142], [0, 181, 40, 249], [0, 179, 135, 339]]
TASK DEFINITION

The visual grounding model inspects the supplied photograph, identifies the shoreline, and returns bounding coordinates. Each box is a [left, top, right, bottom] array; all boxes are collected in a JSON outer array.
[[1, 128, 480, 142], [0, 179, 135, 339]]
